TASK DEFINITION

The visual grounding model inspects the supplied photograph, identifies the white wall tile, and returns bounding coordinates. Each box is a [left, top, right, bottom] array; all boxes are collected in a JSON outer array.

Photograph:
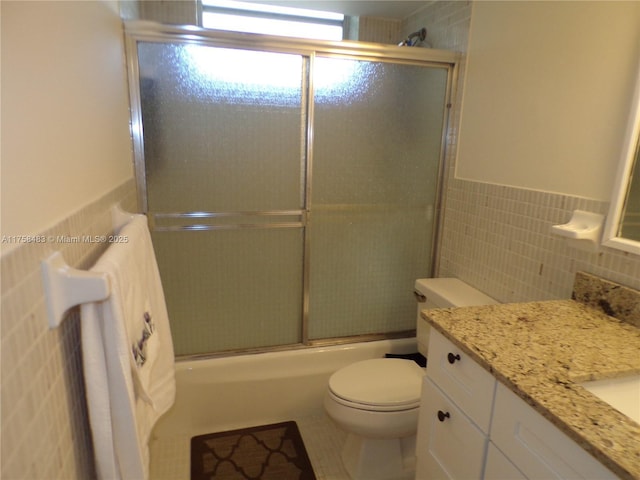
[[438, 180, 640, 299], [0, 179, 136, 479]]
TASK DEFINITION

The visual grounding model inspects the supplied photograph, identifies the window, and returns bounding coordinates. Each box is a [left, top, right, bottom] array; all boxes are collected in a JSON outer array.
[[201, 0, 344, 41]]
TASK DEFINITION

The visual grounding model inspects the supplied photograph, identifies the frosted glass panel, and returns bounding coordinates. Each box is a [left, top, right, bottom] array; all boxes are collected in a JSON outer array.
[[138, 42, 304, 212], [312, 57, 447, 205], [309, 57, 448, 339], [137, 41, 306, 355], [308, 207, 432, 338], [152, 229, 304, 355], [133, 38, 451, 353]]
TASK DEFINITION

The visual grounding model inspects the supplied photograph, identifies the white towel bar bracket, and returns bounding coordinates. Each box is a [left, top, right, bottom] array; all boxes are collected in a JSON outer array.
[[41, 252, 110, 329], [112, 204, 137, 232], [41, 204, 138, 329]]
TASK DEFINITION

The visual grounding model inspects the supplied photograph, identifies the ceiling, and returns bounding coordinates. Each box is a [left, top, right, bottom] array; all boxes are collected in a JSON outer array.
[[247, 1, 430, 19]]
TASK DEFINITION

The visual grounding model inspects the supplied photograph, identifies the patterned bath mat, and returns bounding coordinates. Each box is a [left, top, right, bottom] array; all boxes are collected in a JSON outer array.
[[191, 421, 317, 480]]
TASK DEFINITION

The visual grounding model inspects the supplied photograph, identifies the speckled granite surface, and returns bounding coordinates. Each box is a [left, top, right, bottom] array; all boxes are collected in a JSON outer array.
[[573, 271, 640, 328], [422, 300, 640, 480]]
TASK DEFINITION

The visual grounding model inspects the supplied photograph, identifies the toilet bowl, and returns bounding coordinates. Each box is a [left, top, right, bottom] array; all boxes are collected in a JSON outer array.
[[324, 278, 498, 480], [324, 358, 423, 480]]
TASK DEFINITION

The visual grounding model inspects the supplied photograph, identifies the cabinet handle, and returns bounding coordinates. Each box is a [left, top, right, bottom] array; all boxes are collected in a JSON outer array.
[[447, 352, 461, 364], [437, 410, 450, 422]]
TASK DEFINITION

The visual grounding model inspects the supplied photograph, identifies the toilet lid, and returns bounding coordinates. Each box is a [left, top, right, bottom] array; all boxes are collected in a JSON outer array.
[[328, 358, 423, 408]]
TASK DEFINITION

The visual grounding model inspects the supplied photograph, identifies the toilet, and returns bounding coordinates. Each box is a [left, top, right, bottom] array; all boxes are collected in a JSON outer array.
[[324, 278, 497, 480]]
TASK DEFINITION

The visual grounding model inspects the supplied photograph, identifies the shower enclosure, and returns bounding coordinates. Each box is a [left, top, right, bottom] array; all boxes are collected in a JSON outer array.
[[125, 23, 457, 357]]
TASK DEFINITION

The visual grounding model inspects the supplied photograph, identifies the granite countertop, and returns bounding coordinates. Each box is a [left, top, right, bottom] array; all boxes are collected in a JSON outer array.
[[422, 299, 640, 480]]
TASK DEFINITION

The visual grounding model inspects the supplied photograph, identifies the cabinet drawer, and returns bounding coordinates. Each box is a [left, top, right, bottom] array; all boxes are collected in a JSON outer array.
[[416, 377, 487, 480], [484, 443, 526, 479], [491, 383, 617, 480], [426, 329, 496, 432]]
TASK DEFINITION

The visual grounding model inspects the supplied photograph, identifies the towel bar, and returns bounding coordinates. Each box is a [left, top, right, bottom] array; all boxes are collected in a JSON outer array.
[[41, 204, 137, 329]]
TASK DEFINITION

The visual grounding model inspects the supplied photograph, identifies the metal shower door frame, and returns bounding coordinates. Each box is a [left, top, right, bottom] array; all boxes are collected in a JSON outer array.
[[124, 21, 459, 355]]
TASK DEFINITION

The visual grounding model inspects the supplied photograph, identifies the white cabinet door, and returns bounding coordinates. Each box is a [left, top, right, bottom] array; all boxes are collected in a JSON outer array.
[[490, 383, 617, 480], [416, 377, 488, 480], [426, 329, 496, 432], [484, 443, 526, 479]]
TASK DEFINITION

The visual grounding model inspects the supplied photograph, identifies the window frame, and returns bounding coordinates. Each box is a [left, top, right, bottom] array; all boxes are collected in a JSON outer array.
[[200, 0, 345, 41]]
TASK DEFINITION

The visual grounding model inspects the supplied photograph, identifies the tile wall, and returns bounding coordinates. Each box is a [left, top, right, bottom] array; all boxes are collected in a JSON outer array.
[[439, 180, 640, 302], [120, 0, 198, 24], [0, 180, 137, 479], [356, 16, 402, 44], [403, 0, 472, 52]]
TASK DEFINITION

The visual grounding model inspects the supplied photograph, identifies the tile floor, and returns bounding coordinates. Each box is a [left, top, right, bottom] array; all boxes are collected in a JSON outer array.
[[149, 411, 350, 480]]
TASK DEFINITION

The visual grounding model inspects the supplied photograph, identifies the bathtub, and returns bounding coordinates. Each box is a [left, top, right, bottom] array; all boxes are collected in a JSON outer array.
[[152, 337, 417, 438]]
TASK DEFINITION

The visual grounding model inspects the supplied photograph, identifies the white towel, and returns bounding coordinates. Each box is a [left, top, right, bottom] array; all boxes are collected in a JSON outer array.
[[81, 214, 175, 480]]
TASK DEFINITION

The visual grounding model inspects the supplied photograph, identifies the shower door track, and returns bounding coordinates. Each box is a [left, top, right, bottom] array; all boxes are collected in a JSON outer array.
[[125, 21, 459, 356], [176, 330, 417, 362]]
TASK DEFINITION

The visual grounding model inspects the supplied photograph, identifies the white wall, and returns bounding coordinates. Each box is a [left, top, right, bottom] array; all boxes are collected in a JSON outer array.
[[456, 1, 640, 201], [1, 0, 133, 250]]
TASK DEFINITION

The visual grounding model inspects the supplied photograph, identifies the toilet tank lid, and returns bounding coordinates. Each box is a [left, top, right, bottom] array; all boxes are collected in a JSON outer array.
[[414, 278, 497, 308]]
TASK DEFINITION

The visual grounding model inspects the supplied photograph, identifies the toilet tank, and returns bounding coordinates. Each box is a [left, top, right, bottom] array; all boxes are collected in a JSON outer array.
[[414, 278, 497, 357]]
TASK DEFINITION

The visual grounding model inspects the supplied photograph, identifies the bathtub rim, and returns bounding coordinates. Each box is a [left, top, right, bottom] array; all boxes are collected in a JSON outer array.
[[175, 335, 418, 373], [174, 331, 416, 364]]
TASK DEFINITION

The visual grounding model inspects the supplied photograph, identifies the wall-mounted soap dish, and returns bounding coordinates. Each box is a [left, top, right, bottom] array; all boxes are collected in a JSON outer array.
[[551, 210, 604, 252]]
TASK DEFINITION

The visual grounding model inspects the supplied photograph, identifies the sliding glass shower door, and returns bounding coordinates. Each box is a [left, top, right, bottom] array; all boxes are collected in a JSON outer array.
[[309, 57, 447, 339], [127, 25, 453, 356], [137, 43, 307, 355]]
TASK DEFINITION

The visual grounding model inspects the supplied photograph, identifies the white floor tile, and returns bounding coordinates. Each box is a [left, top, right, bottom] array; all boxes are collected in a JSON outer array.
[[149, 411, 350, 480]]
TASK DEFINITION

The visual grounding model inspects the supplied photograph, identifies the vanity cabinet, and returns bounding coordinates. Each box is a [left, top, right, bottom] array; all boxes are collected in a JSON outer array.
[[422, 329, 497, 431], [416, 329, 618, 480], [484, 443, 526, 479], [416, 377, 488, 479], [415, 329, 496, 479], [490, 382, 617, 480]]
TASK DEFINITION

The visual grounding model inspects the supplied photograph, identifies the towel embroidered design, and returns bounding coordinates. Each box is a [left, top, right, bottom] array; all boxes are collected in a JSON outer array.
[[132, 311, 155, 368]]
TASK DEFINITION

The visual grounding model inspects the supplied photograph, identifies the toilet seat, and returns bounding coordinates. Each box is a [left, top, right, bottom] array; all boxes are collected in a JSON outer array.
[[328, 358, 423, 412]]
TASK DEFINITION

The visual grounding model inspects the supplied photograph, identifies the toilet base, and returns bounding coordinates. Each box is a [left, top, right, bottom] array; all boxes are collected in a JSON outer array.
[[341, 433, 416, 480]]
